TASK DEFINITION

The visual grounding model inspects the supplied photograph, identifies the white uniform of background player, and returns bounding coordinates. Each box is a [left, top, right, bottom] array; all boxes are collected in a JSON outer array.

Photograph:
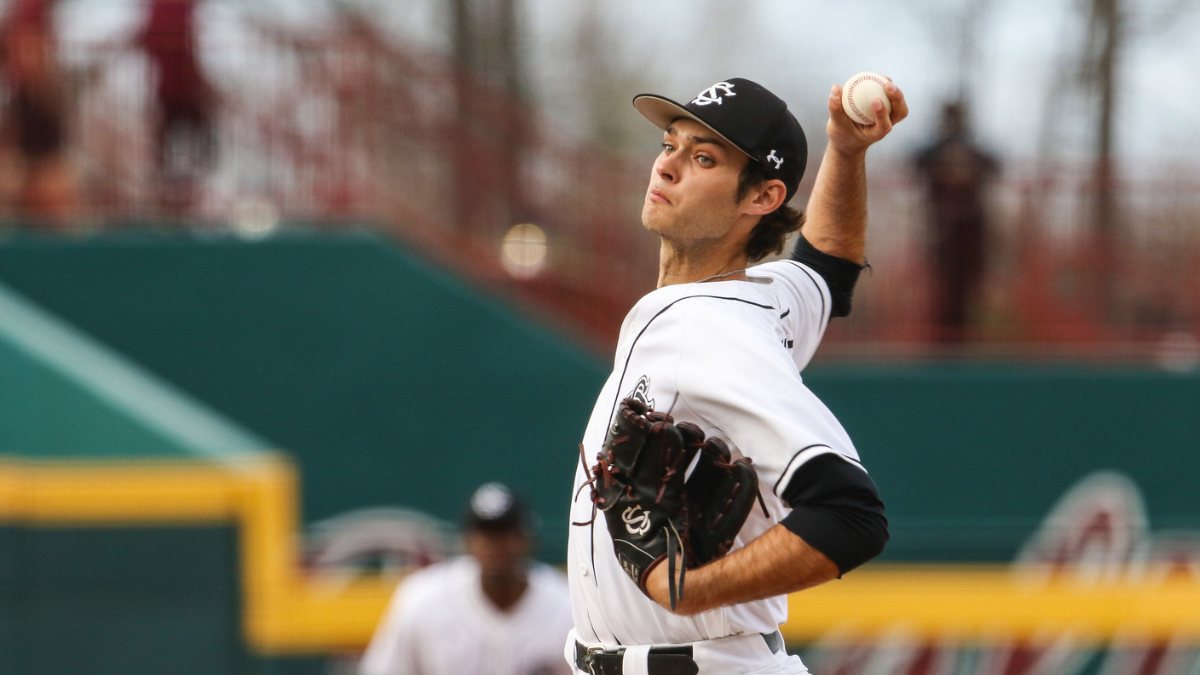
[[363, 483, 574, 675], [565, 77, 907, 675]]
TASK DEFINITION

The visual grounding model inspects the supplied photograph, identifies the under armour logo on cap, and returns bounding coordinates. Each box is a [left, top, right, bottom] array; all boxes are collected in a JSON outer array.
[[691, 82, 736, 106], [766, 150, 783, 169]]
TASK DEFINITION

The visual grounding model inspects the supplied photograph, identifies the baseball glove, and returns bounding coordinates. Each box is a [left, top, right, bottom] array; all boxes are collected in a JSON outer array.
[[578, 398, 765, 609], [677, 422, 767, 565]]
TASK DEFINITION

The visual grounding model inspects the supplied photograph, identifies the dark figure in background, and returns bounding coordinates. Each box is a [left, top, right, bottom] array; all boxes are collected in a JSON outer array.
[[915, 102, 998, 342], [138, 0, 215, 215], [0, 0, 75, 221]]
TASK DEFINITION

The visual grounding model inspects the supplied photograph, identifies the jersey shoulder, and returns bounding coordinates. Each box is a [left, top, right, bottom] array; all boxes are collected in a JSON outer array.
[[751, 259, 832, 316], [617, 283, 781, 368], [526, 562, 572, 618], [529, 561, 570, 595], [626, 279, 777, 322], [625, 281, 782, 335], [751, 258, 828, 284], [749, 259, 835, 370], [395, 556, 474, 609]]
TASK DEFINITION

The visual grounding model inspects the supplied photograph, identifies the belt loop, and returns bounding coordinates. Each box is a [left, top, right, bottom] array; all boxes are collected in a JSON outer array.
[[622, 644, 652, 675], [582, 644, 604, 675], [762, 630, 784, 654]]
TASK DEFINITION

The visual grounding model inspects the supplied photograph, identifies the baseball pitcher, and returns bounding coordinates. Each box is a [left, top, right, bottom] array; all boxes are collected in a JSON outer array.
[[565, 77, 907, 675]]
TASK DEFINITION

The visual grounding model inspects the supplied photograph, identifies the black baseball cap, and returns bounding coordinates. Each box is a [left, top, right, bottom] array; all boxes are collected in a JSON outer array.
[[633, 78, 808, 203], [462, 482, 531, 533]]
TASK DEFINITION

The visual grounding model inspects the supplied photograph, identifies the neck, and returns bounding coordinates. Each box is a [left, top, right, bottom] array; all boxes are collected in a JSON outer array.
[[480, 569, 528, 613], [657, 239, 749, 288]]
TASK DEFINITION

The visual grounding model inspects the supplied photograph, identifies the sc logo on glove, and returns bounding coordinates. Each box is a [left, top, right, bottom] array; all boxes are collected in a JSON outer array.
[[622, 505, 650, 536]]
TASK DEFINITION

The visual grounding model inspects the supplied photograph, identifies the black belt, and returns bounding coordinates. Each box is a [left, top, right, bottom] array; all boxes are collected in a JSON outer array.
[[575, 632, 783, 675], [575, 641, 697, 675]]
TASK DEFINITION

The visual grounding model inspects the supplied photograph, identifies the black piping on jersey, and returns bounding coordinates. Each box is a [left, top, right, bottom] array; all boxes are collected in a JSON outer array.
[[782, 260, 831, 337], [773, 444, 864, 496], [779, 308, 791, 319], [604, 295, 775, 425], [577, 293, 777, 619]]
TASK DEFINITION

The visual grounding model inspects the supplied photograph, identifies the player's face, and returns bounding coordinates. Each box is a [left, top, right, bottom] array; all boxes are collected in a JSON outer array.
[[465, 528, 531, 579], [642, 118, 751, 245]]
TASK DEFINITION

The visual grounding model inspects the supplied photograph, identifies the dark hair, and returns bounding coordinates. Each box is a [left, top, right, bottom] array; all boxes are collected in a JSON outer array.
[[737, 160, 805, 262]]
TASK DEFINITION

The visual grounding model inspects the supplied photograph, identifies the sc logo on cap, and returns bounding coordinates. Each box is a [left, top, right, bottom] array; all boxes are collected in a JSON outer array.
[[691, 82, 736, 106]]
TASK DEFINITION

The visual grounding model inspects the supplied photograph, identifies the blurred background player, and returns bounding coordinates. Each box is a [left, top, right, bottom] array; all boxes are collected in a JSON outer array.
[[360, 482, 573, 675], [914, 101, 998, 342], [0, 0, 76, 222], [136, 0, 216, 216]]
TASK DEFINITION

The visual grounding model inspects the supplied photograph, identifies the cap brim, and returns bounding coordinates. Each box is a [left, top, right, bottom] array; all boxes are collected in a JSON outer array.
[[632, 94, 756, 162]]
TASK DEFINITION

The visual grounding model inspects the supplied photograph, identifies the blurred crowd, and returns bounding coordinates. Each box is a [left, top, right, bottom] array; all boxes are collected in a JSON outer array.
[[0, 0, 1194, 355], [0, 0, 214, 223]]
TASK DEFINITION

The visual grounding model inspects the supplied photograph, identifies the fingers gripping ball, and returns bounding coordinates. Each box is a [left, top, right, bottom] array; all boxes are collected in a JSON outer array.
[[591, 398, 693, 609], [841, 72, 892, 125]]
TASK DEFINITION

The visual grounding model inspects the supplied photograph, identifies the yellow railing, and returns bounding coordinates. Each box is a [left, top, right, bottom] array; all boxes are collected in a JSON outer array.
[[3, 456, 1199, 654], [779, 565, 1200, 644], [0, 455, 393, 653]]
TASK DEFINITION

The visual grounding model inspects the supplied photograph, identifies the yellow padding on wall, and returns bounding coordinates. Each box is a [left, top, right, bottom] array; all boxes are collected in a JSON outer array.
[[779, 565, 1200, 644], [0, 456, 393, 654], [3, 457, 1200, 654]]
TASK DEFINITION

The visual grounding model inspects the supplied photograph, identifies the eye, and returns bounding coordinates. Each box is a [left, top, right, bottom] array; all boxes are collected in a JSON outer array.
[[661, 142, 675, 154], [697, 155, 714, 166]]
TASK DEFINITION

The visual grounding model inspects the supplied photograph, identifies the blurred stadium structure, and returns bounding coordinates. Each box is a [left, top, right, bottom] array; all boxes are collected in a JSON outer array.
[[0, 6, 1191, 358], [52, 10, 658, 347]]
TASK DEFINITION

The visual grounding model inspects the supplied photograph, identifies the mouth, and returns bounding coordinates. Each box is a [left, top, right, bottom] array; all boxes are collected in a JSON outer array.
[[648, 188, 671, 205]]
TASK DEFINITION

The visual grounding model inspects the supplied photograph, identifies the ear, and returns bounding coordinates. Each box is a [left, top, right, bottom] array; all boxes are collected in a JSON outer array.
[[743, 179, 788, 217]]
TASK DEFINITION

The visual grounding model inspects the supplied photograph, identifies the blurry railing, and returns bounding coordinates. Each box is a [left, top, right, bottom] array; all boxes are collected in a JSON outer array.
[[61, 15, 659, 351], [828, 166, 1200, 362], [48, 17, 1200, 359]]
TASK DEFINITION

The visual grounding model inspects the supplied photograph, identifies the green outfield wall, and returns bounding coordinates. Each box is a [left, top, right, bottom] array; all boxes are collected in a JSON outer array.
[[0, 270, 313, 673], [0, 230, 608, 561], [1, 232, 1197, 565], [804, 364, 1200, 562], [0, 526, 244, 675]]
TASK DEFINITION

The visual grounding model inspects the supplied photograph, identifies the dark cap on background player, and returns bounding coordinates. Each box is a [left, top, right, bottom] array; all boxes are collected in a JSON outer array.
[[461, 481, 533, 534], [633, 78, 809, 203]]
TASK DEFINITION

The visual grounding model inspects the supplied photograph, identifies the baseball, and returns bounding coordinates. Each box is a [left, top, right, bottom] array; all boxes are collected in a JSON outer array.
[[841, 72, 892, 125]]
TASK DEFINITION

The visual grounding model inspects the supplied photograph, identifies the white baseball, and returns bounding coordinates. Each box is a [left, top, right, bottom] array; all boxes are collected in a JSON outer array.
[[841, 72, 892, 126]]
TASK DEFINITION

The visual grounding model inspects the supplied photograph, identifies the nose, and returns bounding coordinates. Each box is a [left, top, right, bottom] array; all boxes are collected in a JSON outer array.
[[654, 149, 680, 185]]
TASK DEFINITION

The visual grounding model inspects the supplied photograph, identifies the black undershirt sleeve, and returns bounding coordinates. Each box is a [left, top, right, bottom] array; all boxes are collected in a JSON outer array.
[[790, 234, 867, 318], [778, 453, 888, 576]]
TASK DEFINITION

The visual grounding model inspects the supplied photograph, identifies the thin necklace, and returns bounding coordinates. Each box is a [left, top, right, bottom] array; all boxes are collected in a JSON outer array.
[[695, 268, 746, 284]]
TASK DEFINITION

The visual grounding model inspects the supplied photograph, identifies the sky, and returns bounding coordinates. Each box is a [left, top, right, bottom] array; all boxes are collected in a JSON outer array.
[[48, 0, 1200, 165]]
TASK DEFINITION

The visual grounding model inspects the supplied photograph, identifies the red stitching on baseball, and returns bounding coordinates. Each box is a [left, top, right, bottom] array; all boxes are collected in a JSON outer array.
[[847, 74, 887, 124]]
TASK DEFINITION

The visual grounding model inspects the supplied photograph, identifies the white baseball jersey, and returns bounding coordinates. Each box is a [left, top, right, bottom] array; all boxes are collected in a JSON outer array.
[[362, 556, 575, 675], [566, 259, 863, 648]]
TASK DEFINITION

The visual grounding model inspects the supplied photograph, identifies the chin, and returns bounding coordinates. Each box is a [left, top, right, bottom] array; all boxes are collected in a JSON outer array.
[[641, 205, 673, 236]]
